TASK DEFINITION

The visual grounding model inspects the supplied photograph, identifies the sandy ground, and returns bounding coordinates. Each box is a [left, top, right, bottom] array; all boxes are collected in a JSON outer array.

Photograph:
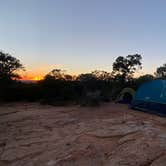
[[0, 102, 166, 166]]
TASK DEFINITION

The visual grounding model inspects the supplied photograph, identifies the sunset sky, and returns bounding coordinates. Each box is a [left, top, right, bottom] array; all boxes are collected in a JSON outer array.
[[0, 0, 166, 80]]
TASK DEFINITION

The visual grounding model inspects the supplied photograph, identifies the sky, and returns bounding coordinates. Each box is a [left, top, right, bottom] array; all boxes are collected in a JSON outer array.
[[0, 0, 166, 79]]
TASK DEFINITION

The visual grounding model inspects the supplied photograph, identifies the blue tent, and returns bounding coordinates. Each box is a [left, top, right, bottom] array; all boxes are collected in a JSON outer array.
[[132, 80, 166, 116]]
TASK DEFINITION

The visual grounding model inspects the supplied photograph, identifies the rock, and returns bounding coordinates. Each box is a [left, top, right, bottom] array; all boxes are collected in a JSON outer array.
[[0, 103, 165, 166]]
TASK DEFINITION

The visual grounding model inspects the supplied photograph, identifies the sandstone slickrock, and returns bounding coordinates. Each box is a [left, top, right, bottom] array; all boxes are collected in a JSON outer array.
[[0, 103, 165, 166]]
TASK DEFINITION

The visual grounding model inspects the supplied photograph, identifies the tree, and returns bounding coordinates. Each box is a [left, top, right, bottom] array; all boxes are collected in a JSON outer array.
[[91, 70, 112, 81], [64, 74, 73, 81], [112, 54, 142, 82], [0, 51, 24, 81], [44, 69, 73, 81], [76, 73, 97, 82], [44, 69, 66, 80], [155, 64, 166, 79]]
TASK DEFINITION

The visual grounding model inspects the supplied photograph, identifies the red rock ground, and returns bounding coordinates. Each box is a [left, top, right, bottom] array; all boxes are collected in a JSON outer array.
[[0, 103, 166, 166]]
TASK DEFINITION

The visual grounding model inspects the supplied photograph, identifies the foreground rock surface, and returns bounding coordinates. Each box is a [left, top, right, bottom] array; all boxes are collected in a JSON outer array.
[[0, 103, 165, 166]]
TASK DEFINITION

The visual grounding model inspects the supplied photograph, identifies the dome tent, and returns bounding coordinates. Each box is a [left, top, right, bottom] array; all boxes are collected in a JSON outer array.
[[117, 88, 135, 104], [132, 80, 166, 116]]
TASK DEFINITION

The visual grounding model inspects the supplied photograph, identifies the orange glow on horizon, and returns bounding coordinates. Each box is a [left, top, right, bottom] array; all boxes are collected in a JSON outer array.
[[33, 76, 43, 81], [21, 75, 44, 81], [19, 65, 79, 81], [19, 64, 128, 81], [19, 64, 65, 81]]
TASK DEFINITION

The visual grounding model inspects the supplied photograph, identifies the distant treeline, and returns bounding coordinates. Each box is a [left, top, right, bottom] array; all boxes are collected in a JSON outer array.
[[0, 51, 165, 106]]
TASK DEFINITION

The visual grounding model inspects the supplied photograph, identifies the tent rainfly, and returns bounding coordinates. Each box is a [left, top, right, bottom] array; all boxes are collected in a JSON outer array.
[[132, 80, 166, 116]]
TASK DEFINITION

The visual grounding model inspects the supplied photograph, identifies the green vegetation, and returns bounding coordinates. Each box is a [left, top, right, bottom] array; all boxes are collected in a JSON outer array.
[[0, 51, 165, 105], [0, 51, 24, 80], [112, 54, 142, 82], [155, 63, 166, 79]]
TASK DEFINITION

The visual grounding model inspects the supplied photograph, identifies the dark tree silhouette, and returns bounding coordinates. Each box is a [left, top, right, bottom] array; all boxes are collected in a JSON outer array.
[[76, 73, 97, 82], [44, 69, 73, 81], [155, 64, 166, 79], [0, 51, 153, 104], [112, 54, 142, 82], [91, 70, 112, 81], [45, 69, 66, 80], [64, 74, 73, 81], [0, 51, 24, 81]]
